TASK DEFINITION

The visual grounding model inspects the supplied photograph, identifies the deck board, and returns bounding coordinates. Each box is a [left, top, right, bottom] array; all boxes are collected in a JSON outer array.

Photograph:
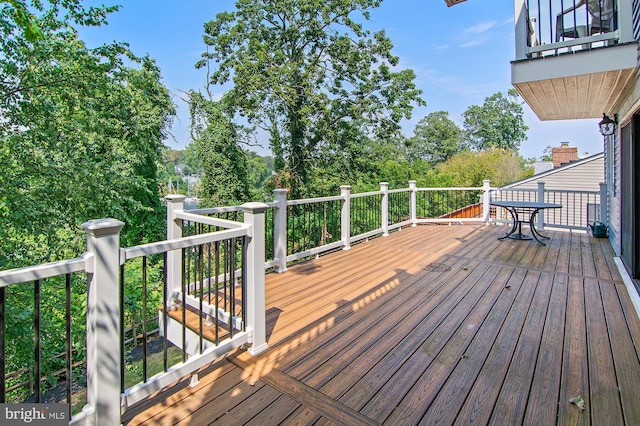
[[522, 273, 567, 425], [585, 278, 625, 425], [557, 276, 590, 426], [122, 225, 640, 426], [455, 270, 547, 425], [471, 270, 542, 426], [600, 281, 640, 424]]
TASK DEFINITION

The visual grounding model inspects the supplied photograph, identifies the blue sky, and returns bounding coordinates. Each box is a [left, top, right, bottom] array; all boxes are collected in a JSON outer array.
[[79, 0, 604, 160]]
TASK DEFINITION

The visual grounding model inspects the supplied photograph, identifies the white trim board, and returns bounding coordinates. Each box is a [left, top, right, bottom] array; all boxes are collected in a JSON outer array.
[[614, 257, 640, 320]]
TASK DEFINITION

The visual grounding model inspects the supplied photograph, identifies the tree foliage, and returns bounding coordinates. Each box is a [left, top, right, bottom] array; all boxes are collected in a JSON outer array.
[[0, 0, 43, 40], [429, 148, 533, 187], [188, 91, 250, 206], [0, 0, 175, 402], [1, 1, 175, 265], [198, 0, 424, 196], [407, 111, 463, 166], [462, 89, 528, 151]]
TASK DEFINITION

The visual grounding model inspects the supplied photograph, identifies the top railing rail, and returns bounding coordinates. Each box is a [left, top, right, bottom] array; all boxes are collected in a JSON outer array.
[[0, 256, 86, 287]]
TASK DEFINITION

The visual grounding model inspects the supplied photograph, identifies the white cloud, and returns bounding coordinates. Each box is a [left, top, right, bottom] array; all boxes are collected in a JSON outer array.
[[460, 37, 487, 48], [464, 21, 498, 34]]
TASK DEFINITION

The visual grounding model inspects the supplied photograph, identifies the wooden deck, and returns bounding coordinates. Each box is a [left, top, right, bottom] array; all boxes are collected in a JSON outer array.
[[123, 224, 640, 425]]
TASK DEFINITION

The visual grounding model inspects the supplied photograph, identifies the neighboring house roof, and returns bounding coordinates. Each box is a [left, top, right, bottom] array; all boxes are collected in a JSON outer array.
[[444, 0, 468, 5], [503, 152, 604, 191]]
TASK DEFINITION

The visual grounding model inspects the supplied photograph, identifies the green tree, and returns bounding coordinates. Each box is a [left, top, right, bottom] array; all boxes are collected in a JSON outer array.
[[188, 91, 250, 206], [1, 0, 174, 262], [246, 151, 274, 199], [462, 89, 528, 151], [0, 0, 175, 403], [541, 145, 553, 161], [430, 148, 533, 187], [198, 0, 424, 197], [407, 111, 462, 166]]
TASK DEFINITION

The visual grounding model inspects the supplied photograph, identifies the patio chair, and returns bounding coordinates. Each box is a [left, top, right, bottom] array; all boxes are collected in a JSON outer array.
[[556, 0, 615, 42]]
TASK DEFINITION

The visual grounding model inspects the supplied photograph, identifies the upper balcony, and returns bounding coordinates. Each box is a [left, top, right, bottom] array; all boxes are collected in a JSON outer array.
[[512, 0, 639, 120]]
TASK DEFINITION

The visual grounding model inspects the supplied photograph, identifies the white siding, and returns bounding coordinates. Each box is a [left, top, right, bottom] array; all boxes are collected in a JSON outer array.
[[505, 156, 604, 191], [499, 155, 605, 229], [606, 133, 622, 255]]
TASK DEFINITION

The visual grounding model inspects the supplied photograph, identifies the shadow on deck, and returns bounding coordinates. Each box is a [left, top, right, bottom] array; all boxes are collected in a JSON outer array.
[[123, 224, 640, 425]]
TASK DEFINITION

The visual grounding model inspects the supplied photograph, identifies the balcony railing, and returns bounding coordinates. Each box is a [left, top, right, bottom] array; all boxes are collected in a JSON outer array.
[[514, 0, 636, 59], [492, 182, 606, 230], [0, 179, 606, 425]]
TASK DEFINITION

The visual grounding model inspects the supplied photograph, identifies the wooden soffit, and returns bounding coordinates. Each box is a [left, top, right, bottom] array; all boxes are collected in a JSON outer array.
[[511, 43, 639, 120], [444, 0, 468, 6]]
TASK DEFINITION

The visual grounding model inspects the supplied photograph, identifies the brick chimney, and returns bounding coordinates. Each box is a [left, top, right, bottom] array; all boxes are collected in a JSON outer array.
[[551, 142, 578, 168]]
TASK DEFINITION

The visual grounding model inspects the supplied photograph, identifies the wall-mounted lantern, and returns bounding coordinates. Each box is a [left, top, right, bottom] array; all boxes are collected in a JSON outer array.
[[598, 113, 617, 137]]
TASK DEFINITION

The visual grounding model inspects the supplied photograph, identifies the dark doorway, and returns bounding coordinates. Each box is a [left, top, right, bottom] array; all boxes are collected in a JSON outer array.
[[620, 116, 640, 279]]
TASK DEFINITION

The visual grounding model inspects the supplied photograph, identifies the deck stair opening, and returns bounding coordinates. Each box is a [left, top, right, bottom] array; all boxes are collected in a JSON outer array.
[[160, 287, 244, 357]]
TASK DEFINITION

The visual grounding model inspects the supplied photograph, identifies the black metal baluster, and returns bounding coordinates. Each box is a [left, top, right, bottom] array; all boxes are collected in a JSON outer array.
[[215, 240, 220, 344], [290, 205, 295, 255], [163, 252, 168, 372], [223, 240, 228, 315], [142, 257, 148, 382], [229, 238, 236, 338], [207, 242, 212, 311], [241, 237, 247, 330], [181, 248, 187, 362], [198, 244, 203, 354], [65, 274, 72, 413], [34, 280, 40, 402], [309, 204, 313, 248], [119, 264, 125, 392], [0, 286, 6, 403]]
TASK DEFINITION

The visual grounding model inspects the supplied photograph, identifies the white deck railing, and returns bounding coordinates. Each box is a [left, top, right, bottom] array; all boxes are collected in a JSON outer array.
[[0, 179, 607, 425]]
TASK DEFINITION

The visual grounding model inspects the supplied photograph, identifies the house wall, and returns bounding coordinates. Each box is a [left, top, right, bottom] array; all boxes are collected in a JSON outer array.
[[609, 59, 640, 256], [506, 157, 604, 191]]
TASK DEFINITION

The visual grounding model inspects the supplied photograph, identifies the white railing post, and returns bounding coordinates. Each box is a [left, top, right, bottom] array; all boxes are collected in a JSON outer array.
[[537, 182, 546, 230], [380, 182, 389, 237], [617, 0, 634, 44], [273, 189, 288, 273], [166, 194, 186, 298], [599, 182, 607, 224], [341, 185, 351, 250], [482, 180, 491, 224], [514, 0, 528, 60], [82, 218, 125, 426], [409, 180, 417, 227], [242, 202, 269, 356]]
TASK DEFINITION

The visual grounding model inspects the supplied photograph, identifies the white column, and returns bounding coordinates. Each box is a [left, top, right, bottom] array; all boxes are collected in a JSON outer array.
[[537, 182, 546, 230], [242, 202, 269, 356], [617, 0, 634, 44], [482, 180, 491, 224], [165, 194, 186, 298], [514, 0, 528, 60], [340, 185, 351, 250], [599, 182, 607, 224], [82, 218, 124, 426], [380, 182, 389, 237], [273, 189, 288, 273], [409, 180, 417, 227]]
